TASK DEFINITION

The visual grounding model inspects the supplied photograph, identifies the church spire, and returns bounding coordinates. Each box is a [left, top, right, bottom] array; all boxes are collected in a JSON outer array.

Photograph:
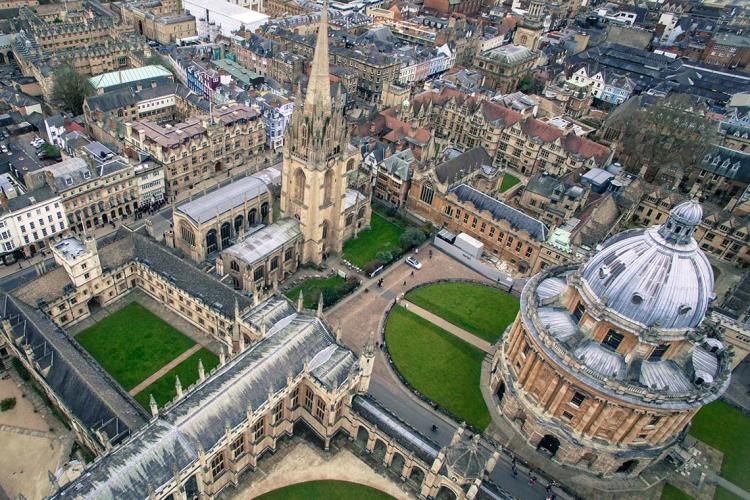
[[305, 1, 331, 116]]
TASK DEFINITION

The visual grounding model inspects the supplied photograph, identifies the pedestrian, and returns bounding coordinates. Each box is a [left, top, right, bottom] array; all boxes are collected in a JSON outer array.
[[410, 270, 414, 277], [546, 484, 552, 494], [429, 249, 433, 259], [18, 261, 22, 269], [511, 465, 517, 478], [402, 280, 406, 286], [529, 475, 537, 487]]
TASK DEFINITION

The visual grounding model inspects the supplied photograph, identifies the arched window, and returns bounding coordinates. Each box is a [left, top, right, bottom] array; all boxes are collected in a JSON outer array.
[[322, 220, 329, 240], [346, 158, 355, 172], [230, 260, 240, 272], [323, 169, 334, 205], [234, 215, 244, 233], [357, 207, 365, 219], [261, 202, 269, 223], [220, 222, 231, 248], [248, 208, 257, 226], [206, 229, 217, 254], [420, 183, 434, 204], [293, 169, 306, 203], [180, 224, 195, 246]]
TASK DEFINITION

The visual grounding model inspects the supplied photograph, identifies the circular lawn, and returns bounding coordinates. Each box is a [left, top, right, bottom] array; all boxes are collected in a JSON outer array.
[[256, 480, 393, 500]]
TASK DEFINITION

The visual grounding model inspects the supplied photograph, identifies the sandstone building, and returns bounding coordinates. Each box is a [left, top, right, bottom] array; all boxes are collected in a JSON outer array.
[[490, 200, 732, 475], [279, 6, 372, 265]]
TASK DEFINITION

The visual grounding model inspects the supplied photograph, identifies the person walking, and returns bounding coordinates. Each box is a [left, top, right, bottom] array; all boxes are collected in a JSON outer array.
[[511, 465, 518, 478], [528, 475, 537, 487]]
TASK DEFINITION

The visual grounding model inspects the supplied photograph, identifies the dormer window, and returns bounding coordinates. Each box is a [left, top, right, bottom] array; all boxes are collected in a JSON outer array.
[[631, 293, 643, 305]]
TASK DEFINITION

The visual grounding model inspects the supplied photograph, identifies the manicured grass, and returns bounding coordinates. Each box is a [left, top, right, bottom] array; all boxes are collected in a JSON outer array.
[[406, 282, 519, 342], [342, 211, 405, 268], [257, 480, 393, 500], [499, 173, 520, 192], [76, 302, 195, 390], [689, 400, 750, 493], [660, 483, 692, 500], [715, 486, 742, 500], [134, 348, 219, 409], [284, 275, 347, 309], [385, 306, 490, 430]]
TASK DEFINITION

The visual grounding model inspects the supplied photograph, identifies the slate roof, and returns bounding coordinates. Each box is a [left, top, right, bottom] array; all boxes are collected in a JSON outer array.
[[176, 175, 270, 225], [0, 294, 147, 443], [448, 184, 549, 241], [435, 147, 492, 184], [700, 146, 750, 183], [52, 304, 357, 499], [351, 395, 440, 464]]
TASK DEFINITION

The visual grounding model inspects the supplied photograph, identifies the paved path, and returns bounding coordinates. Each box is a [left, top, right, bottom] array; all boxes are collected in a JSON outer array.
[[129, 344, 202, 396], [713, 475, 750, 500], [401, 300, 493, 353], [0, 423, 57, 439]]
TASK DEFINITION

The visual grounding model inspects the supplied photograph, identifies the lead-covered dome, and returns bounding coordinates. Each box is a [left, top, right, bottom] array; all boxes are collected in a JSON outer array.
[[580, 200, 714, 330]]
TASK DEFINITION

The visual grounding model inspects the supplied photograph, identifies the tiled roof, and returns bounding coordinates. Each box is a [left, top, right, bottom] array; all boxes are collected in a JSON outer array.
[[561, 134, 611, 165], [435, 147, 492, 184], [480, 100, 523, 127], [521, 118, 563, 142]]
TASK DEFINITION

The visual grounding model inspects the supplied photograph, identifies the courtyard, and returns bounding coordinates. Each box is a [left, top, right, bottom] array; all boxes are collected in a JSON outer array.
[[499, 173, 520, 193], [404, 282, 519, 343], [342, 211, 406, 269], [384, 306, 490, 431], [74, 300, 219, 409]]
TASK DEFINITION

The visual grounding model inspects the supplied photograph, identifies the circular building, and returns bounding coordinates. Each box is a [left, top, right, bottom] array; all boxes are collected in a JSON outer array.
[[489, 200, 732, 476]]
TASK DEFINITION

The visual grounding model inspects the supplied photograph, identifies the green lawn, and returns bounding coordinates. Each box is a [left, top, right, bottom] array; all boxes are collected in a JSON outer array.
[[342, 211, 405, 268], [715, 487, 742, 500], [284, 275, 347, 309], [76, 302, 196, 390], [406, 282, 519, 342], [385, 306, 490, 430], [499, 173, 520, 192], [660, 484, 693, 500], [134, 348, 219, 409], [257, 481, 393, 500], [689, 400, 750, 493]]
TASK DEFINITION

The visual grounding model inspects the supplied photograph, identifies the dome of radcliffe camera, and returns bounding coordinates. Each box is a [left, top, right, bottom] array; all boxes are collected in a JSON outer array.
[[580, 200, 714, 330]]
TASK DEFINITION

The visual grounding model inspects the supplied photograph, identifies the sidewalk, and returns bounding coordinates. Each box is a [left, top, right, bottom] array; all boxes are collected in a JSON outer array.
[[129, 344, 202, 396], [400, 300, 492, 353]]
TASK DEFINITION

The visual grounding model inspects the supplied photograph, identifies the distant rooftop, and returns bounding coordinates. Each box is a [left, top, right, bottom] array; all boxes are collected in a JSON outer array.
[[88, 65, 174, 90]]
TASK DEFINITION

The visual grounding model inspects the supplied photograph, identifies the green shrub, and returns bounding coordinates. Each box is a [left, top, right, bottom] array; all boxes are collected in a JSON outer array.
[[375, 250, 393, 263], [12, 357, 31, 381], [363, 259, 384, 275], [1, 397, 16, 411], [400, 226, 426, 251]]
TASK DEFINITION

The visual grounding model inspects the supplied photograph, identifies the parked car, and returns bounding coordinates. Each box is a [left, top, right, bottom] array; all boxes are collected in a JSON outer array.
[[405, 256, 422, 270]]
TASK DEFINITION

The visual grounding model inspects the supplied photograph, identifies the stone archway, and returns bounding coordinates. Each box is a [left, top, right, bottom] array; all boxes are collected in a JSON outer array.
[[372, 439, 387, 462], [389, 452, 405, 474], [206, 229, 218, 254], [408, 466, 425, 487], [537, 434, 560, 458], [616, 459, 639, 474], [355, 426, 369, 449], [87, 295, 101, 313], [436, 486, 458, 500]]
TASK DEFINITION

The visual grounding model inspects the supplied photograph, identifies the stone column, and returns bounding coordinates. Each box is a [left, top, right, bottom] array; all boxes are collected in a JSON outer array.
[[518, 352, 538, 386], [539, 374, 561, 409], [622, 413, 652, 445], [612, 410, 641, 444], [579, 399, 605, 435]]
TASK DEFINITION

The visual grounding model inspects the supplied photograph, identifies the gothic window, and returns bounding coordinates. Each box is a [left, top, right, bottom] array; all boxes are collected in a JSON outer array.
[[346, 158, 355, 172], [206, 229, 217, 254], [346, 213, 354, 226], [234, 215, 244, 233], [261, 202, 269, 223], [270, 257, 279, 270], [248, 208, 257, 226], [573, 302, 585, 322], [649, 344, 669, 361], [304, 387, 314, 410], [253, 266, 264, 281], [220, 222, 231, 248], [323, 169, 334, 205], [230, 260, 240, 272], [180, 224, 195, 246], [231, 436, 244, 459], [293, 169, 306, 203], [321, 220, 329, 240], [420, 183, 434, 204], [284, 247, 294, 261], [210, 455, 225, 477], [252, 418, 265, 442], [357, 207, 365, 219]]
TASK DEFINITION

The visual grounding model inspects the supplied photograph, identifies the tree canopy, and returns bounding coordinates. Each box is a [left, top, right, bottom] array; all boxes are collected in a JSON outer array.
[[52, 65, 93, 115]]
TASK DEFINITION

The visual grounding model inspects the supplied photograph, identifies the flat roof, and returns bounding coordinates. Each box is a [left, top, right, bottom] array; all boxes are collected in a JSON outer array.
[[176, 175, 269, 224], [54, 237, 86, 260], [222, 219, 301, 265]]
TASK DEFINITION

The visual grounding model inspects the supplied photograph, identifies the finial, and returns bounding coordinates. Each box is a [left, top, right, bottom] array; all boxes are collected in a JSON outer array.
[[175, 375, 183, 399], [317, 291, 324, 317], [297, 290, 304, 311], [198, 358, 205, 381], [219, 347, 226, 366], [149, 394, 158, 418]]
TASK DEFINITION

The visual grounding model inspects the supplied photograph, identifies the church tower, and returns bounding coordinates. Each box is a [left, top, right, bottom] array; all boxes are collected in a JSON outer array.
[[513, 0, 545, 51], [280, 2, 367, 265]]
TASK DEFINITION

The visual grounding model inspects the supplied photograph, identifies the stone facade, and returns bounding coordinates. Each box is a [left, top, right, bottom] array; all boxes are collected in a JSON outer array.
[[125, 104, 266, 197], [489, 203, 732, 476]]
